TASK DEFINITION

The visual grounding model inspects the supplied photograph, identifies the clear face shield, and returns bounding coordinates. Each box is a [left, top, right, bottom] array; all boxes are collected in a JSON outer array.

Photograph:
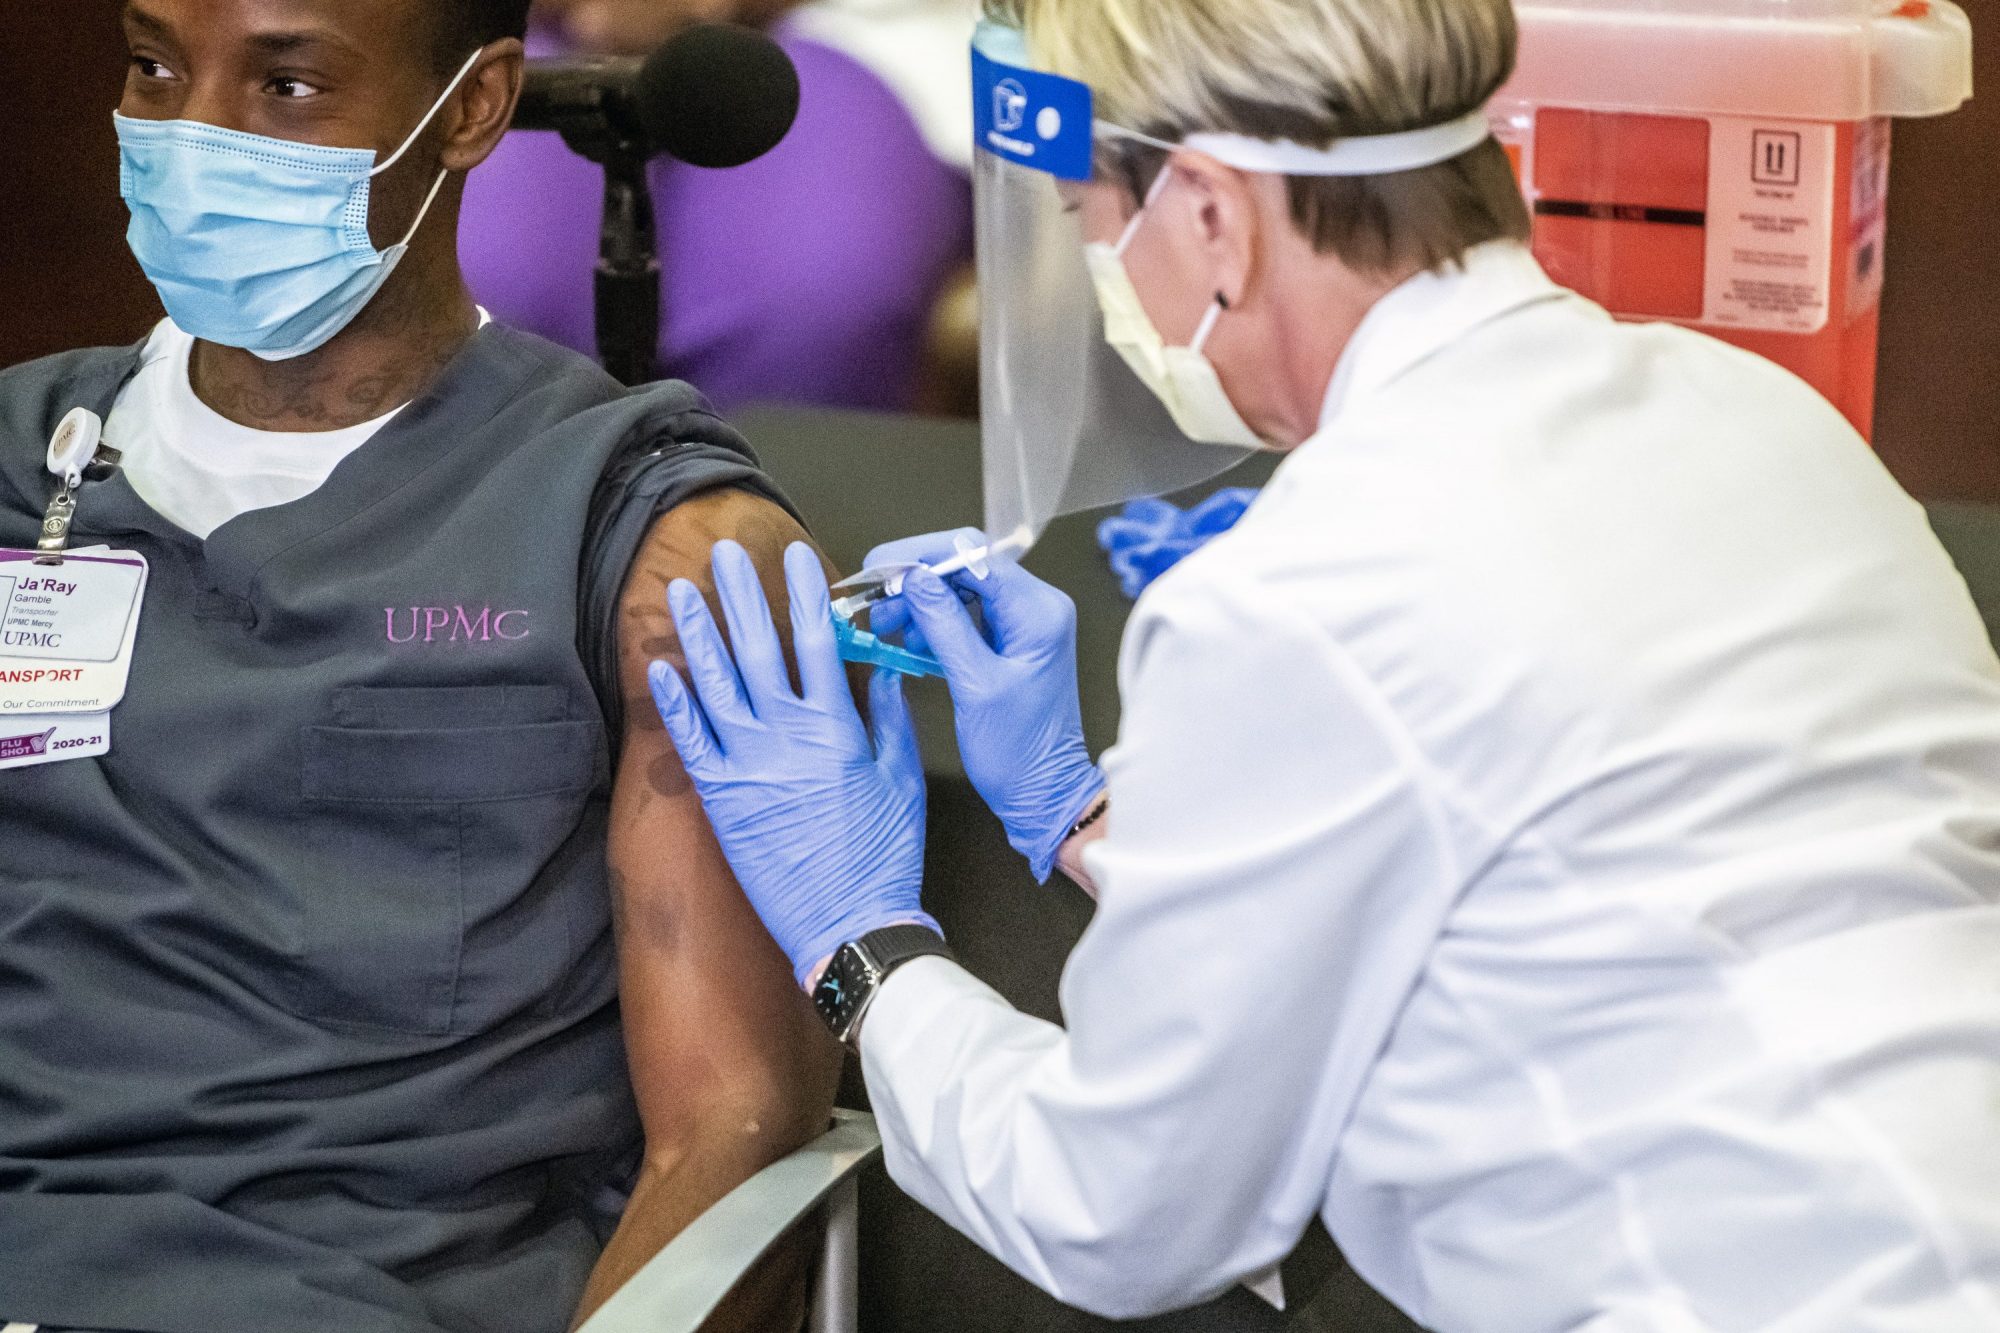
[[829, 23, 1495, 657], [970, 24, 1260, 561]]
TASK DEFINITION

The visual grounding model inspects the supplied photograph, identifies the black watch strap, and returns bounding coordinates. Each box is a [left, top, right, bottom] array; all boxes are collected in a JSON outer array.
[[861, 924, 956, 972], [815, 924, 956, 1046]]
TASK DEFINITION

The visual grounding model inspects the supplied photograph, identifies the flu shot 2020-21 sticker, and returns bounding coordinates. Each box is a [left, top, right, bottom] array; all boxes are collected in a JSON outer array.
[[0, 711, 112, 771]]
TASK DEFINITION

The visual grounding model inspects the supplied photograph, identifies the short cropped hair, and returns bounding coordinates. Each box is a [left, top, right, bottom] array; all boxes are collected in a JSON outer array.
[[433, 0, 533, 72], [1000, 0, 1531, 277]]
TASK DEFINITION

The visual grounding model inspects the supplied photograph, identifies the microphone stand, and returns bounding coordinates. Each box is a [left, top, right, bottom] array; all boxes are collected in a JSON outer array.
[[535, 56, 663, 387], [593, 144, 662, 388]]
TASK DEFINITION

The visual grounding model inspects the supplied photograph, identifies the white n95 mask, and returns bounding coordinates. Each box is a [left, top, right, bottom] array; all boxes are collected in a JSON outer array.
[[1083, 178, 1262, 449], [114, 48, 482, 363], [1085, 243, 1261, 450]]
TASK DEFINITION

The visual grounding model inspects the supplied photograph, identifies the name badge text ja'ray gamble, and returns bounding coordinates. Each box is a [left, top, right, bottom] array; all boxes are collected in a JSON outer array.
[[0, 549, 150, 715]]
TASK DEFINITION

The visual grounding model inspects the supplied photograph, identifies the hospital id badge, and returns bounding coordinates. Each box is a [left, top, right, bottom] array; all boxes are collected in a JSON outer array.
[[0, 549, 149, 715]]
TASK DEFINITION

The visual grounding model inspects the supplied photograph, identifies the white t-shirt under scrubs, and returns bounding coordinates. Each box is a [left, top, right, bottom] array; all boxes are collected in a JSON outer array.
[[105, 320, 402, 539], [102, 314, 487, 539]]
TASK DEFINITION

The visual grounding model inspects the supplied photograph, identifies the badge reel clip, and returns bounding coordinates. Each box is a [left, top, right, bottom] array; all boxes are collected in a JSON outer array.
[[829, 533, 1023, 679], [38, 408, 122, 567]]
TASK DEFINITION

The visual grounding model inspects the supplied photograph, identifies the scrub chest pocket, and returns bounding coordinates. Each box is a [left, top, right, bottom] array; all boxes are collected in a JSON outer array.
[[294, 686, 605, 1036]]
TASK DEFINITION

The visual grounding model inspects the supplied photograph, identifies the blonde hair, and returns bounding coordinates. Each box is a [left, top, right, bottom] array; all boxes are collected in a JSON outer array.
[[995, 0, 1530, 276]]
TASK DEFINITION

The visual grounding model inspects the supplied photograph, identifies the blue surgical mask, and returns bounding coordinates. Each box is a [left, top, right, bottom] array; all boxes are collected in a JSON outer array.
[[114, 49, 482, 362]]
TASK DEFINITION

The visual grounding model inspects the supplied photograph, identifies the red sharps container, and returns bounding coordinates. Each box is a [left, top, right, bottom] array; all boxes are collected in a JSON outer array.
[[1495, 0, 1974, 438]]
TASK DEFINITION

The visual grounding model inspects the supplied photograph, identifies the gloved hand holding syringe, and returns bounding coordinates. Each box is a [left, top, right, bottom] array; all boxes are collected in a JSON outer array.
[[829, 527, 1104, 882], [828, 529, 1033, 678]]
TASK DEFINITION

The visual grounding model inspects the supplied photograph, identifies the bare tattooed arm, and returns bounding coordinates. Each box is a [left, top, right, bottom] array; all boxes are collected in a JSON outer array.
[[573, 490, 844, 1331]]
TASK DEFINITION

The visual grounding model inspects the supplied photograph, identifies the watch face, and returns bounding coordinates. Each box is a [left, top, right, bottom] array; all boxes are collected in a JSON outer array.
[[815, 943, 867, 1033], [814, 969, 849, 1026]]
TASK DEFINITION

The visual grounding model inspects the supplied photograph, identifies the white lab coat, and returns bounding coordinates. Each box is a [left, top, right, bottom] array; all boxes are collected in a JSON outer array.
[[861, 242, 2000, 1330]]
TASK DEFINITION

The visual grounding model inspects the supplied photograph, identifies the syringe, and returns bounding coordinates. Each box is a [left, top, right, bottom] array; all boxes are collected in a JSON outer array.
[[829, 529, 1032, 622]]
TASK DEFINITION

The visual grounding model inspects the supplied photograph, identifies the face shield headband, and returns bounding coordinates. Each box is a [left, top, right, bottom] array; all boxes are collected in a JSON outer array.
[[1093, 108, 1495, 179]]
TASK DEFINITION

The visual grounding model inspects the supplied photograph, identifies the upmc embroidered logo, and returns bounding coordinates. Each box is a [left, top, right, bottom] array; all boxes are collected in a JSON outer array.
[[385, 606, 531, 645], [0, 727, 57, 761]]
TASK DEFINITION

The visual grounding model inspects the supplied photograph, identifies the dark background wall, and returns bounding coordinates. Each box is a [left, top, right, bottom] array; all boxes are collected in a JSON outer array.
[[1872, 3, 2000, 501], [1, 0, 1994, 493], [1, 1, 162, 363]]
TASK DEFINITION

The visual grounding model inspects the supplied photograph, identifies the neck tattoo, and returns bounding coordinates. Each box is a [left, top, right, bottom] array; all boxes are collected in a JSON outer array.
[[189, 265, 478, 433]]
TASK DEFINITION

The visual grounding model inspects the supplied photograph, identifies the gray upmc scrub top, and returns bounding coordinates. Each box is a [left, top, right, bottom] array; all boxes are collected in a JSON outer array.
[[0, 326, 796, 1333]]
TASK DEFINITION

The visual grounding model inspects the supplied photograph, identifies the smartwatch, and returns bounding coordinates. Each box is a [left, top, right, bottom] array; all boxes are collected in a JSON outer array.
[[813, 924, 956, 1048]]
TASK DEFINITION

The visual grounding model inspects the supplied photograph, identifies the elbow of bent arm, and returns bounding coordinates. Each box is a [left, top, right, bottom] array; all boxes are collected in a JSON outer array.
[[1023, 1217, 1270, 1321], [1050, 1269, 1235, 1322], [881, 1044, 1291, 1320], [985, 1185, 1271, 1321], [886, 1133, 1240, 1321]]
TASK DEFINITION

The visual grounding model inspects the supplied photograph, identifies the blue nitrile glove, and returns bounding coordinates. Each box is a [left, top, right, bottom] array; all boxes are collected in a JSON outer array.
[[647, 540, 937, 985], [1095, 488, 1260, 599], [865, 530, 1104, 883]]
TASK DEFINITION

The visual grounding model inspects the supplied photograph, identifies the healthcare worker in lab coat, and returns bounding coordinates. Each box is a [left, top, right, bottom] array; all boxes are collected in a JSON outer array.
[[644, 0, 2000, 1327]]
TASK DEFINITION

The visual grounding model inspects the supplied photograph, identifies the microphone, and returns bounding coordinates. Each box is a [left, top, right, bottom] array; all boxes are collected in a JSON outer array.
[[507, 25, 803, 385], [513, 23, 802, 168]]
